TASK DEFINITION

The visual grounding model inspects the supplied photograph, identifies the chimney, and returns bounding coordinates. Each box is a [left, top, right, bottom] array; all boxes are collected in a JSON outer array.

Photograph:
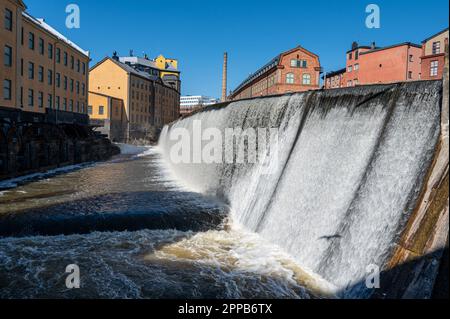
[[222, 52, 228, 102], [371, 42, 376, 49], [112, 51, 119, 61]]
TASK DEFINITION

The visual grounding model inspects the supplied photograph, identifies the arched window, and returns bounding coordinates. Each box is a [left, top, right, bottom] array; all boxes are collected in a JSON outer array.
[[286, 73, 295, 84], [302, 74, 311, 85]]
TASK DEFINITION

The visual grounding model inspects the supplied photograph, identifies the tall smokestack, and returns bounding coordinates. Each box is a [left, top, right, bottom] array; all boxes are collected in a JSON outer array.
[[222, 52, 228, 102]]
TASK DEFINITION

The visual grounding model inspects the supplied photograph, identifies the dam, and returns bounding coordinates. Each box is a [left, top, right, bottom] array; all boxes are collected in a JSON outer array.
[[0, 79, 447, 299], [159, 80, 448, 298]]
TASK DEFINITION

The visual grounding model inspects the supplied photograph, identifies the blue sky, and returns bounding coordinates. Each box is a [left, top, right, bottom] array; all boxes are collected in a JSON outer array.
[[25, 0, 449, 98]]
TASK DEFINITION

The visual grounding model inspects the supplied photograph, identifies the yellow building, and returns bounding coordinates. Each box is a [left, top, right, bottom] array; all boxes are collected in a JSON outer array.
[[1, 0, 89, 120], [154, 54, 179, 77], [88, 92, 126, 142], [89, 53, 180, 141]]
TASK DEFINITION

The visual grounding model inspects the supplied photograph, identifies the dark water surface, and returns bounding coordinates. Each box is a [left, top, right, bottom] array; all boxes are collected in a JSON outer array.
[[0, 147, 325, 299]]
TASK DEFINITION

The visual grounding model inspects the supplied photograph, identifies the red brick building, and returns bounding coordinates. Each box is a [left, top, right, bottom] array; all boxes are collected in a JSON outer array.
[[325, 41, 422, 89], [421, 28, 449, 81], [229, 46, 321, 100], [323, 68, 345, 89]]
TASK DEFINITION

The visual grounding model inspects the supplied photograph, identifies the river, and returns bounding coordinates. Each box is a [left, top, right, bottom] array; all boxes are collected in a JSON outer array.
[[0, 145, 332, 299]]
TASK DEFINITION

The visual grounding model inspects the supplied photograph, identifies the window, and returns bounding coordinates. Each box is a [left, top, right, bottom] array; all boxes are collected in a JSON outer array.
[[354, 63, 359, 70], [70, 79, 74, 92], [38, 38, 44, 55], [38, 66, 44, 82], [29, 32, 35, 50], [47, 94, 52, 108], [347, 80, 353, 87], [63, 98, 67, 111], [47, 70, 53, 85], [48, 43, 53, 59], [355, 50, 359, 60], [28, 89, 34, 106], [69, 99, 73, 112], [5, 8, 12, 31], [77, 59, 80, 72], [354, 79, 359, 85], [302, 74, 311, 85], [4, 45, 12, 67], [76, 81, 80, 94], [28, 62, 34, 79], [348, 65, 353, 72], [56, 96, 60, 109], [408, 71, 413, 79], [409, 55, 413, 62], [38, 91, 43, 108], [432, 41, 441, 55], [99, 105, 104, 115], [290, 59, 307, 68], [286, 73, 295, 84], [56, 48, 61, 63], [20, 87, 23, 107], [76, 101, 79, 112], [70, 55, 74, 69], [430, 60, 439, 77], [56, 73, 61, 87], [82, 62, 86, 75], [64, 52, 68, 66], [82, 83, 85, 96], [348, 52, 352, 60], [64, 76, 68, 90], [3, 79, 11, 100], [88, 105, 93, 115]]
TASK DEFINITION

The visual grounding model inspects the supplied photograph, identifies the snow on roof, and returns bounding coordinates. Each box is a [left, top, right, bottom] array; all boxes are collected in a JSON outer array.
[[22, 11, 89, 57], [119, 56, 158, 68]]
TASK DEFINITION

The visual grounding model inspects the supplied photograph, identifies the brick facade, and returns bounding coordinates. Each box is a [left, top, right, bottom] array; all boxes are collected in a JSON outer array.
[[421, 28, 449, 81], [229, 46, 321, 100]]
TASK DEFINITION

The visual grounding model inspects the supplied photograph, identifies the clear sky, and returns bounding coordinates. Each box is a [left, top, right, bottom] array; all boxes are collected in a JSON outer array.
[[24, 0, 449, 98]]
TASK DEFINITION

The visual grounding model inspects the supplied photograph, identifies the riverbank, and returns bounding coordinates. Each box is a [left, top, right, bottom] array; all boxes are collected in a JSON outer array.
[[0, 123, 120, 182]]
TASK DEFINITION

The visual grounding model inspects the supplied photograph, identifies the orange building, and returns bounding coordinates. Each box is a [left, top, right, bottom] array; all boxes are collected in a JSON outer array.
[[1, 0, 89, 122], [421, 28, 449, 81], [325, 42, 422, 89], [229, 46, 321, 100]]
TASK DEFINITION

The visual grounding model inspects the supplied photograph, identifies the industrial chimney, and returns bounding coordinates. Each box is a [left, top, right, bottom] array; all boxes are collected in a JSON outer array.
[[222, 52, 228, 102]]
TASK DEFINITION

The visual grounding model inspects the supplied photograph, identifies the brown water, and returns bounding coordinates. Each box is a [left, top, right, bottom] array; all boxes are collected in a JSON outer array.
[[0, 146, 331, 299]]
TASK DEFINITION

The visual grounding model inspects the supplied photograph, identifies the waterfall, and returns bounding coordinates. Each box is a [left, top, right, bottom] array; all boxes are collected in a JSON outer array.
[[158, 81, 442, 298]]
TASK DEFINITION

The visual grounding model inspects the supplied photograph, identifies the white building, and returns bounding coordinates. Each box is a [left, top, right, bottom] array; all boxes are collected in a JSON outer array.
[[180, 95, 219, 115]]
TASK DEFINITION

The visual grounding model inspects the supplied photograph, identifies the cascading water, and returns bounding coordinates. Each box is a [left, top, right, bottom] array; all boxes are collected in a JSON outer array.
[[159, 81, 442, 298]]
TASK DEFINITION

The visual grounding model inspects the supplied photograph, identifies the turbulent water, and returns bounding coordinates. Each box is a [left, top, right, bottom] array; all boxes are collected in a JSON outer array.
[[159, 81, 442, 298], [0, 81, 442, 299], [0, 145, 331, 299]]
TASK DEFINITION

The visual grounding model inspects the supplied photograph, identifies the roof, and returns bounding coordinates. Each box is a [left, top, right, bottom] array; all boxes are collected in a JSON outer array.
[[22, 12, 89, 57], [324, 68, 346, 78], [90, 57, 180, 92], [422, 27, 449, 43], [88, 91, 123, 101], [346, 46, 373, 53], [360, 42, 421, 55], [231, 46, 319, 96]]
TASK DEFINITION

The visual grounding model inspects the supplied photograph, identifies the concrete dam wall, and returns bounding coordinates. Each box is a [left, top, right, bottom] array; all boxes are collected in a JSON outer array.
[[158, 80, 448, 298]]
